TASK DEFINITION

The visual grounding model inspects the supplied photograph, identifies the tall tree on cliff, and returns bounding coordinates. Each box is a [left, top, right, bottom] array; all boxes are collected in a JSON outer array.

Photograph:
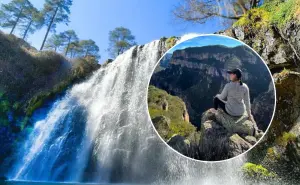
[[0, 0, 32, 34], [18, 6, 44, 40], [60, 30, 78, 56], [44, 33, 65, 52], [78, 39, 100, 59], [40, 0, 73, 51], [172, 0, 261, 24], [108, 27, 136, 58]]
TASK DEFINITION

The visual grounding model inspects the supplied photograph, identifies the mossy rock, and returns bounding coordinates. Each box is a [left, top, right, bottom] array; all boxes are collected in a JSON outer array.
[[275, 132, 297, 147], [242, 162, 277, 180], [148, 85, 196, 140], [165, 36, 178, 50], [234, 8, 271, 31]]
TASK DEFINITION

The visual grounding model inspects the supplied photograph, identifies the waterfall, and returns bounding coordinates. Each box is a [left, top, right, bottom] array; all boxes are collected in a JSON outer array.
[[8, 37, 249, 184]]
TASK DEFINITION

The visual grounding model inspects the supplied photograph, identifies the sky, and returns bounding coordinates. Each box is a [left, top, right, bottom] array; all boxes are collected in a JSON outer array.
[[168, 35, 244, 53], [1, 0, 227, 63]]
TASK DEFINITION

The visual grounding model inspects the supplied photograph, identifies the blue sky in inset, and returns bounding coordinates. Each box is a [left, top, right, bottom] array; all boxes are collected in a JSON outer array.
[[168, 35, 244, 53]]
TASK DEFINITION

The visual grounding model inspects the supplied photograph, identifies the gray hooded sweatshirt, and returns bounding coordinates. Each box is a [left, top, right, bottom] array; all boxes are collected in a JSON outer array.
[[216, 81, 251, 117]]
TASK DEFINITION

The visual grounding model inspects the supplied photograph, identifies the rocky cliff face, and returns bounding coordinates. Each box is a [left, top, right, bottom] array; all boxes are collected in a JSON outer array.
[[150, 45, 274, 130]]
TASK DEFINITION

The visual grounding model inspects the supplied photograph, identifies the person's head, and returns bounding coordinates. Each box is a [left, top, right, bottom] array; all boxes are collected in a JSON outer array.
[[227, 68, 243, 85]]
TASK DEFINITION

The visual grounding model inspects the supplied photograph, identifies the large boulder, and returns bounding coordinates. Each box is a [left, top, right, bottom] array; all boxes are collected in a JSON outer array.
[[197, 109, 263, 161]]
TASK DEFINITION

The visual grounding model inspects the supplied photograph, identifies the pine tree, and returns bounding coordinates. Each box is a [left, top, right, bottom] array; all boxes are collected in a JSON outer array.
[[44, 34, 65, 52], [78, 39, 100, 59], [0, 0, 32, 34], [108, 27, 136, 58], [40, 0, 73, 51], [60, 30, 78, 56], [19, 6, 44, 40]]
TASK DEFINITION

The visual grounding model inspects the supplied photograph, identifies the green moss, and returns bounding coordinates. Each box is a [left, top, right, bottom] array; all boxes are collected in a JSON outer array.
[[263, 0, 300, 27], [235, 0, 300, 29], [234, 8, 271, 30], [166, 36, 177, 50], [148, 85, 196, 140], [276, 132, 297, 147], [242, 162, 277, 180]]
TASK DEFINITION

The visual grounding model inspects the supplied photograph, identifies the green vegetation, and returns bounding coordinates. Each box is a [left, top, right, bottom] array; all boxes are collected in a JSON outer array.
[[0, 0, 100, 60], [242, 162, 277, 180], [108, 27, 136, 58], [234, 8, 271, 30], [0, 0, 36, 34], [39, 0, 72, 50], [166, 36, 177, 50], [0, 31, 100, 130], [234, 0, 300, 29], [275, 132, 297, 147], [148, 85, 196, 140], [263, 0, 300, 27]]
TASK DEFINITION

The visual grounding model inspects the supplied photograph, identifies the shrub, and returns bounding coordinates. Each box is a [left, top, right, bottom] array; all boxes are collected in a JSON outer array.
[[234, 8, 271, 30], [235, 0, 300, 29], [265, 0, 300, 27], [148, 85, 196, 140]]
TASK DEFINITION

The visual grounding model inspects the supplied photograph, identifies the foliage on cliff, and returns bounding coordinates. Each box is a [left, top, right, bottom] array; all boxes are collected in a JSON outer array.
[[234, 0, 300, 30], [0, 31, 100, 129], [242, 162, 277, 180], [148, 85, 196, 140]]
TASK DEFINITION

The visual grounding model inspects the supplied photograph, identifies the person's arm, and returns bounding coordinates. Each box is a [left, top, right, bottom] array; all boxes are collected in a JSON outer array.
[[216, 84, 228, 100], [244, 85, 251, 117]]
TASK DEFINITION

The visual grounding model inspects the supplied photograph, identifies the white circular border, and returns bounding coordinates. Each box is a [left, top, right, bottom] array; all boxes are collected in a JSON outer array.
[[145, 33, 277, 163]]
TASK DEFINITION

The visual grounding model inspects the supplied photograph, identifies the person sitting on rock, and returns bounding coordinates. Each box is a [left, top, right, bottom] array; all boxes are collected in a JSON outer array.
[[210, 68, 254, 122]]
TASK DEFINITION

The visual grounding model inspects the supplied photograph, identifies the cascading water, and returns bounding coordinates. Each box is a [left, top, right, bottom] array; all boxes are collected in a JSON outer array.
[[8, 36, 251, 184]]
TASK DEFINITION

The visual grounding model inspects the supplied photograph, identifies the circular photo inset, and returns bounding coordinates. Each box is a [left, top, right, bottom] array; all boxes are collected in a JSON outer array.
[[147, 34, 276, 161]]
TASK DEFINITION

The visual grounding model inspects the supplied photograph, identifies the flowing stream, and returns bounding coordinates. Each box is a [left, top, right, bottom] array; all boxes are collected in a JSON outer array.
[[8, 37, 251, 184]]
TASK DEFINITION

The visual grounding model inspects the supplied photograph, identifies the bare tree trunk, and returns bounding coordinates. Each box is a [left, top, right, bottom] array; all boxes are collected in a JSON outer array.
[[40, 6, 59, 51], [22, 19, 33, 40], [10, 7, 24, 34]]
